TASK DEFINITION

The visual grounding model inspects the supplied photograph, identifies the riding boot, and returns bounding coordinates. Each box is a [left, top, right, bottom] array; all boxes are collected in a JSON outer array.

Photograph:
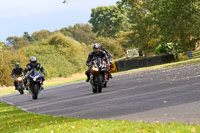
[[14, 82, 17, 90], [86, 76, 90, 82], [40, 85, 44, 90], [109, 72, 113, 79], [85, 70, 90, 82]]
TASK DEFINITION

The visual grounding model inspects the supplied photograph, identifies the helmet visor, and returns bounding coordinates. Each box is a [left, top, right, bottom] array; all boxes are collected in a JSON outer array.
[[94, 48, 100, 52], [31, 61, 37, 65]]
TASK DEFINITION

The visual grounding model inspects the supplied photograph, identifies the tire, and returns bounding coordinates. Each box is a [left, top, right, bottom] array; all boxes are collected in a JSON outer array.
[[92, 87, 97, 93], [97, 74, 103, 93], [17, 84, 24, 94], [32, 95, 37, 100], [103, 82, 107, 88], [91, 75, 97, 93], [31, 84, 38, 100], [19, 89, 24, 94]]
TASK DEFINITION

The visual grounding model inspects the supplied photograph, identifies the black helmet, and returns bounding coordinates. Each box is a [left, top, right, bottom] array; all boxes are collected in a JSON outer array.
[[30, 56, 37, 64], [15, 62, 19, 67]]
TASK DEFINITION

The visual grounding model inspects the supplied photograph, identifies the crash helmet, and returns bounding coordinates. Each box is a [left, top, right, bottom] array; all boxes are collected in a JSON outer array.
[[93, 43, 100, 54], [30, 56, 37, 64], [15, 62, 20, 68]]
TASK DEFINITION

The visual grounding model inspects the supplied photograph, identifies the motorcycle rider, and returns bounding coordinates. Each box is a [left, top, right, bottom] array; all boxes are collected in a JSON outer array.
[[85, 43, 108, 82], [98, 43, 113, 79], [10, 62, 24, 90], [24, 56, 45, 90]]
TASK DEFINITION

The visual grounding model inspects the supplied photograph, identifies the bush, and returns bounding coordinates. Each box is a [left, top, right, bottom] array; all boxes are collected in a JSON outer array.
[[20, 33, 89, 79], [96, 37, 125, 59], [0, 51, 29, 86]]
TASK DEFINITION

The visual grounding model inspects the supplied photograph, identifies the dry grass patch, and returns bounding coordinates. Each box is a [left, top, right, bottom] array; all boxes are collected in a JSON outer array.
[[0, 86, 16, 95]]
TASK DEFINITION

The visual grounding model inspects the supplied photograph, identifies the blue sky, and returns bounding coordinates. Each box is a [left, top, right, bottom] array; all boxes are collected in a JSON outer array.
[[0, 0, 118, 42]]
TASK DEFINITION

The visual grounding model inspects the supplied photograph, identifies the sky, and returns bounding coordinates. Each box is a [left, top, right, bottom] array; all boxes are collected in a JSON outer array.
[[0, 0, 118, 42]]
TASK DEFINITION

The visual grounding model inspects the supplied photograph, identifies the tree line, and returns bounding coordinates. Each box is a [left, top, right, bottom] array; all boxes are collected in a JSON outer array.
[[89, 0, 200, 56], [0, 24, 125, 86]]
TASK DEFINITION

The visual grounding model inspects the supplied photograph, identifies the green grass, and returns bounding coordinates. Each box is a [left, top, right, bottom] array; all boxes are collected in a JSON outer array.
[[0, 102, 199, 133]]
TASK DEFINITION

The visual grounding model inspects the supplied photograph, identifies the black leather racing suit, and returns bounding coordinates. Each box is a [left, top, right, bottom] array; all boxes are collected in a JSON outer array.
[[10, 67, 24, 89], [101, 48, 113, 78], [85, 51, 107, 81], [24, 62, 45, 86]]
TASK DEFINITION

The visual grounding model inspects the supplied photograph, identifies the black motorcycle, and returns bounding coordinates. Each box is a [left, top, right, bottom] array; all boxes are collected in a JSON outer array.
[[27, 68, 43, 100], [15, 75, 24, 94], [89, 57, 108, 93]]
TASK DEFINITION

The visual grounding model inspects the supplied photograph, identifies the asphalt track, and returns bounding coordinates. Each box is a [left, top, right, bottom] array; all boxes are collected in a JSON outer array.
[[1, 63, 200, 124]]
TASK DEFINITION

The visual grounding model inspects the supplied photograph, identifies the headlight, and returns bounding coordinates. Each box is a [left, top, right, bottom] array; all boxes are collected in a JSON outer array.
[[92, 66, 99, 71], [33, 77, 37, 81], [17, 77, 23, 81]]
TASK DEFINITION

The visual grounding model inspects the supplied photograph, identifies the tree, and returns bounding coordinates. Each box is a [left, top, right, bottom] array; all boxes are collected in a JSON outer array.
[[119, 0, 200, 54], [59, 24, 96, 45], [23, 32, 35, 43], [96, 37, 125, 58], [89, 6, 130, 38], [6, 36, 31, 50], [32, 30, 51, 41]]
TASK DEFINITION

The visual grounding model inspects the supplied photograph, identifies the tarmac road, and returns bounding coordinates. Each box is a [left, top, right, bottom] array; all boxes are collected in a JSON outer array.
[[1, 63, 200, 124]]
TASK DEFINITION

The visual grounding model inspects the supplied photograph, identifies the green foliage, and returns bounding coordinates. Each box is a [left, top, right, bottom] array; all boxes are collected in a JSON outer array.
[[6, 36, 31, 50], [96, 37, 125, 59], [20, 33, 88, 79], [0, 51, 29, 86], [155, 44, 167, 55], [0, 41, 12, 52], [89, 6, 130, 38], [32, 30, 51, 41], [119, 0, 200, 54], [59, 24, 96, 45], [23, 32, 35, 43]]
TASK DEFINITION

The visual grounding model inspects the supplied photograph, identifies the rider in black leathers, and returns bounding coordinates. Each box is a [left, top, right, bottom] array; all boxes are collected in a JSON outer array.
[[24, 56, 45, 90], [98, 43, 113, 79], [85, 43, 108, 82], [10, 62, 24, 90]]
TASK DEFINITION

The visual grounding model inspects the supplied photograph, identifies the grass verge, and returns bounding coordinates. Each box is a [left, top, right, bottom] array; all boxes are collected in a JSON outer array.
[[0, 102, 200, 133]]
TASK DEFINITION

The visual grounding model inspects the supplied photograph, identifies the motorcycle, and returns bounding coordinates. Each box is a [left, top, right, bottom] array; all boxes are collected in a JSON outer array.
[[27, 68, 43, 100], [15, 75, 25, 94], [89, 57, 108, 93]]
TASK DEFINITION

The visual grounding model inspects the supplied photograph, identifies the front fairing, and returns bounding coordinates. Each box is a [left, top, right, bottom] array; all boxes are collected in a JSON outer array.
[[28, 69, 42, 83], [91, 57, 106, 73]]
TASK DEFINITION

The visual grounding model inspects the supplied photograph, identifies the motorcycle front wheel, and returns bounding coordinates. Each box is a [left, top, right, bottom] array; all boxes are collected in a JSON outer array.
[[31, 84, 39, 100], [97, 74, 103, 93], [19, 89, 24, 94]]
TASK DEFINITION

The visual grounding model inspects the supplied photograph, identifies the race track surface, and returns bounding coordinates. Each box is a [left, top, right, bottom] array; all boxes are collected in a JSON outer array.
[[1, 63, 200, 124]]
